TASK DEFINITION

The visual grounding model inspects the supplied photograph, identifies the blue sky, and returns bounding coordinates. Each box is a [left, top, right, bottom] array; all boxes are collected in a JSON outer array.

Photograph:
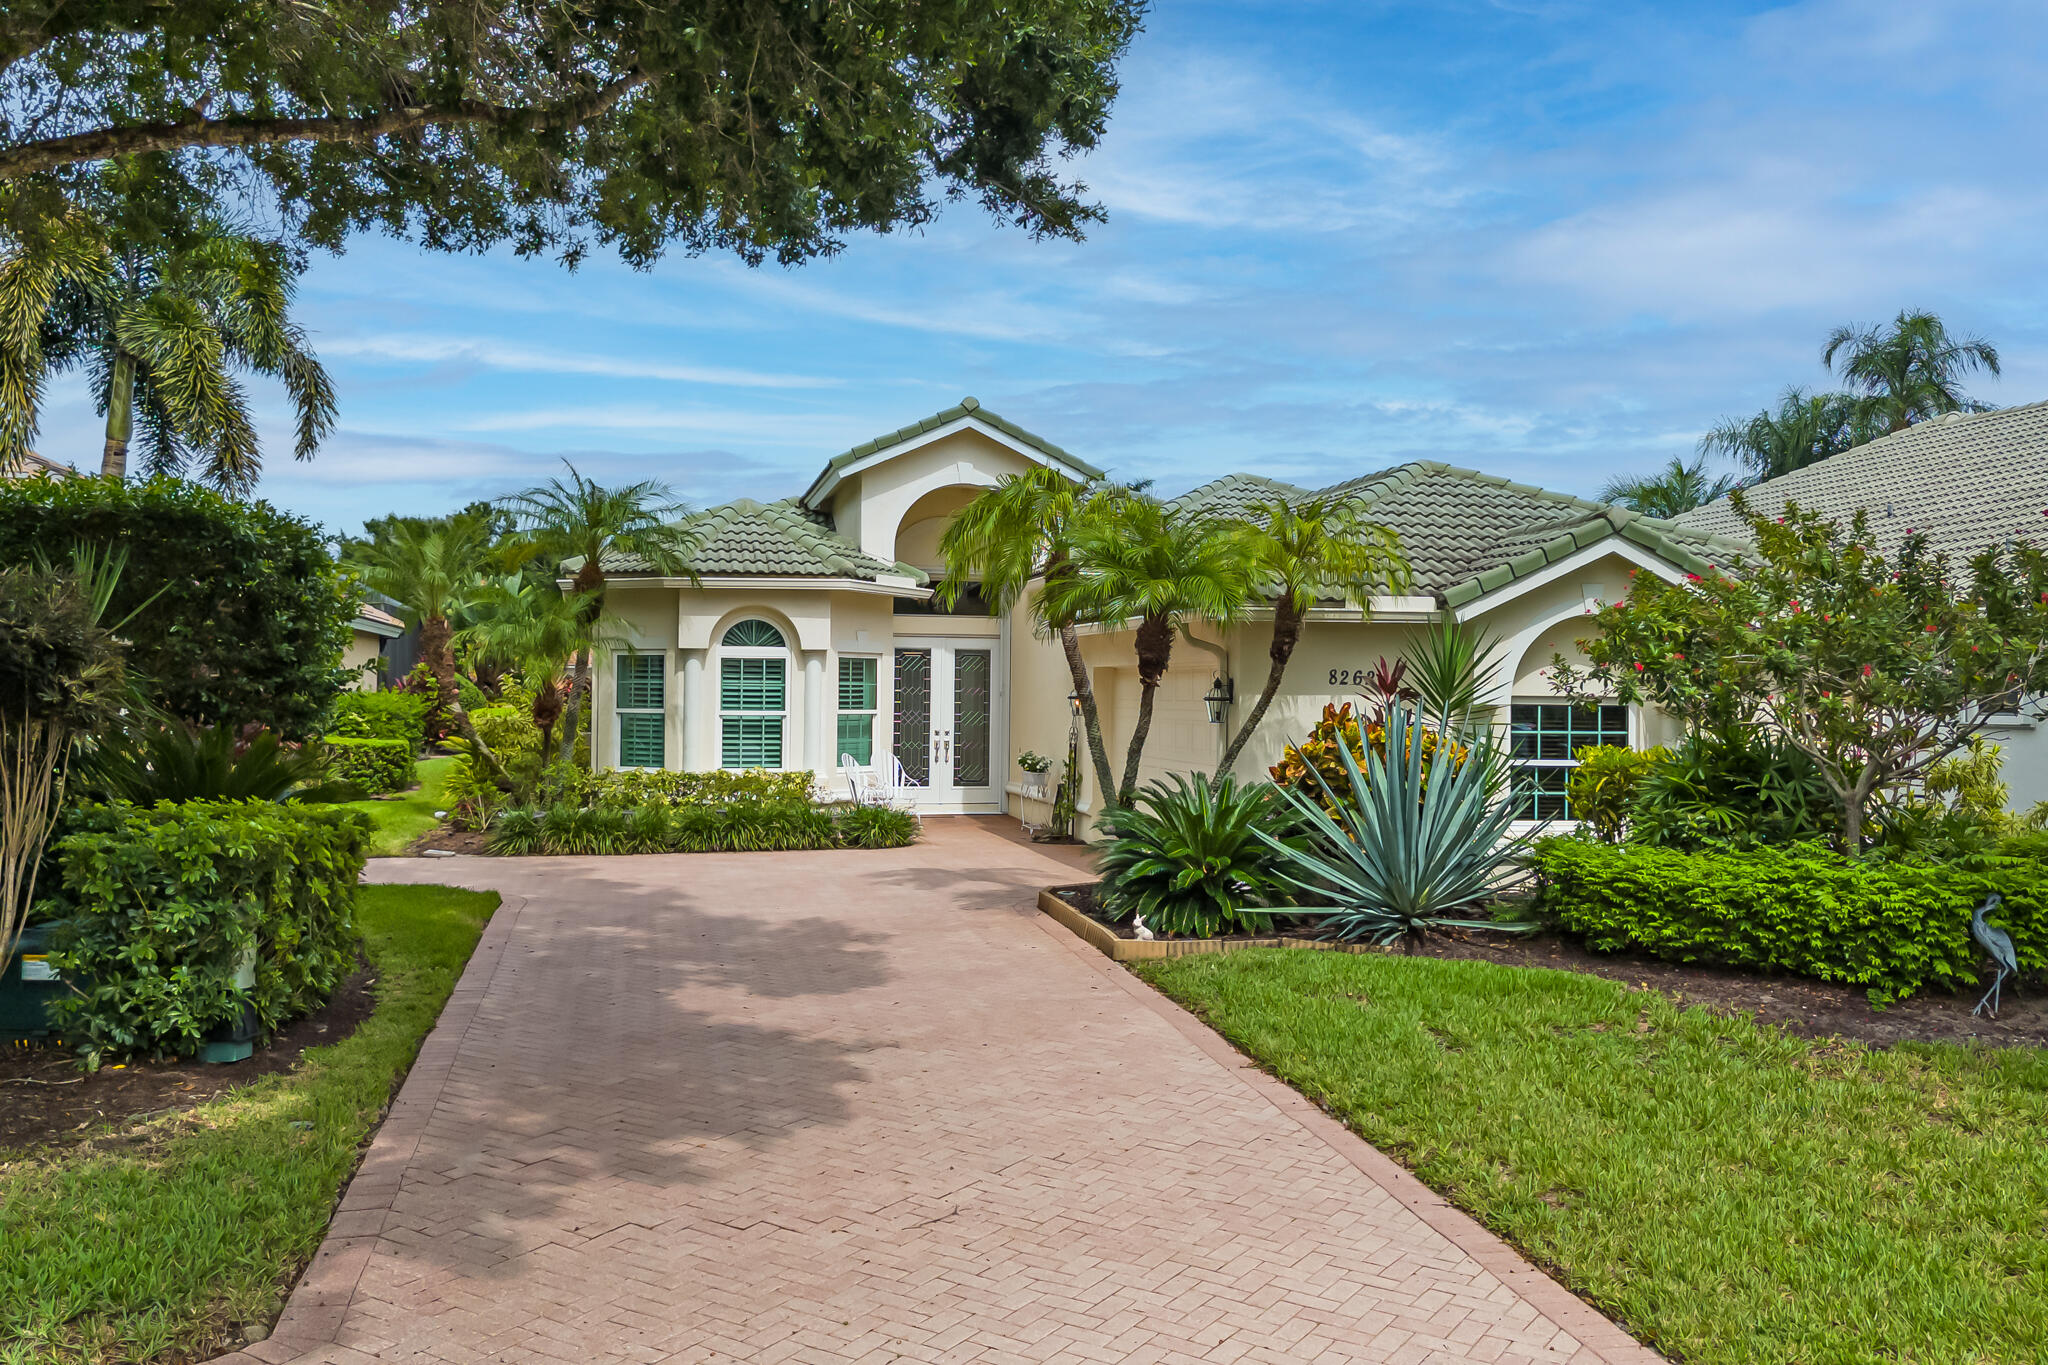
[[36, 0, 2048, 535]]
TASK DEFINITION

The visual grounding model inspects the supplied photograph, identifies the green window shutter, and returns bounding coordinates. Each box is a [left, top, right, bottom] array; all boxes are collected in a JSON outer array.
[[836, 713, 873, 764], [616, 653, 665, 710], [619, 713, 665, 768], [837, 657, 876, 711], [721, 657, 785, 711], [722, 619, 786, 648], [722, 717, 784, 769]]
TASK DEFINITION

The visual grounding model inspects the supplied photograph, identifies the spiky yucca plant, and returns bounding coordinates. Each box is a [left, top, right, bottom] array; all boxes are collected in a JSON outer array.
[[1263, 701, 1542, 947]]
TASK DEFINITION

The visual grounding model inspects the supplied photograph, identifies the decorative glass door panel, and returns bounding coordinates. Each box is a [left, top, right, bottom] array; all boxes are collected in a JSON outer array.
[[892, 638, 1003, 810], [893, 648, 931, 783]]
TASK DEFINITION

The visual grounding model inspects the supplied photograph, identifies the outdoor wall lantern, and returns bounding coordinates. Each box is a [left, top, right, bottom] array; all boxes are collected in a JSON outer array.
[[1203, 676, 1235, 725], [1067, 688, 1082, 714]]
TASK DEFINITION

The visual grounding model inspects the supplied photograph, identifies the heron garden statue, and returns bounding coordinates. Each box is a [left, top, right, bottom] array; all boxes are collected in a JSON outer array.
[[1970, 893, 2019, 1019]]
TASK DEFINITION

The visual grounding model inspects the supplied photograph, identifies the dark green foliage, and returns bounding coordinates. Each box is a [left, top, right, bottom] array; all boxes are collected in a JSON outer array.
[[325, 690, 428, 749], [484, 799, 917, 855], [0, 477, 353, 737], [1095, 773, 1297, 937], [1531, 838, 2047, 1003], [1626, 731, 1834, 850], [834, 805, 921, 850], [557, 767, 819, 808], [0, 564, 128, 732], [45, 801, 369, 1058], [80, 724, 331, 804], [5, 3, 1142, 265], [323, 737, 415, 796], [1562, 744, 1666, 843]]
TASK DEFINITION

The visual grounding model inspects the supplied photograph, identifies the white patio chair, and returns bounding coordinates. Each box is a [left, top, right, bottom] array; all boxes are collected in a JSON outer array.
[[840, 753, 878, 806], [874, 752, 924, 825]]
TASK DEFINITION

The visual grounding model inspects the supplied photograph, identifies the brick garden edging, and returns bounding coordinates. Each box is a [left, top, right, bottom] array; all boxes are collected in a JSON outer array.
[[1021, 890, 1668, 1365], [1038, 884, 1373, 962]]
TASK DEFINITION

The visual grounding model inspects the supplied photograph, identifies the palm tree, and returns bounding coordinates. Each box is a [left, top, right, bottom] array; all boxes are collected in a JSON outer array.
[[1824, 309, 2000, 436], [458, 575, 598, 758], [1043, 494, 1253, 807], [937, 464, 1127, 805], [1697, 386, 1861, 481], [348, 513, 507, 782], [1598, 455, 1742, 517], [1213, 496, 1409, 784], [0, 170, 334, 490], [500, 465, 703, 761]]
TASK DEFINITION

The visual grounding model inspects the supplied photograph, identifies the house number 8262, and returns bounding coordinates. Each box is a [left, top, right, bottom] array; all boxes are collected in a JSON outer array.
[[1328, 668, 1370, 686]]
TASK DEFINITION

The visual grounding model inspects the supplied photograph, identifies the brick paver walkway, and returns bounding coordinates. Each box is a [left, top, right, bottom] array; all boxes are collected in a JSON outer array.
[[229, 818, 1659, 1365]]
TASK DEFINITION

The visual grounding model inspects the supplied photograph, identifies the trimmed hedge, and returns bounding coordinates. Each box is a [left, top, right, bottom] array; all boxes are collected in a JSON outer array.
[[486, 801, 917, 855], [325, 736, 416, 794], [44, 801, 371, 1058], [1531, 838, 2047, 1003], [566, 767, 818, 807], [326, 690, 429, 748]]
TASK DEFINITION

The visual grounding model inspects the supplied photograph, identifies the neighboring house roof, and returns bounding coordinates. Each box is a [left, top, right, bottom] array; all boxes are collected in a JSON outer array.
[[800, 398, 1105, 509], [1172, 461, 1745, 608], [601, 497, 927, 583], [351, 602, 406, 638], [1676, 401, 2048, 562], [1, 449, 75, 479]]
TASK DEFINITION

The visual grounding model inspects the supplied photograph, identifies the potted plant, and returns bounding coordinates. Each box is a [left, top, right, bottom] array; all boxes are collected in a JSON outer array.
[[1017, 750, 1053, 800]]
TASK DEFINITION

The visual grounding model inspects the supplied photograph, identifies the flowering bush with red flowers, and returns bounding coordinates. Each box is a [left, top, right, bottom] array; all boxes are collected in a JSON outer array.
[[1553, 491, 2048, 849]]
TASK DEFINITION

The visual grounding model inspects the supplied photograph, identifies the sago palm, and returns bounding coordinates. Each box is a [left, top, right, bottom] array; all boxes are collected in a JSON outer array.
[[1214, 496, 1409, 785], [1823, 309, 2000, 436], [500, 464, 702, 761], [1042, 494, 1252, 806], [937, 463, 1128, 804], [1598, 455, 1742, 518], [1, 173, 334, 490]]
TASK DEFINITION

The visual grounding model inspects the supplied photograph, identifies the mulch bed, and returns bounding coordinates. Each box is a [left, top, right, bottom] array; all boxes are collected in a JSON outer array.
[[0, 966, 377, 1154], [411, 827, 488, 855], [1050, 883, 2047, 1050]]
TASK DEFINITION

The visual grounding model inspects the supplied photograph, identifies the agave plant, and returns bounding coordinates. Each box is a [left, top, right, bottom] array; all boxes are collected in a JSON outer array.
[[1094, 772, 1300, 938], [1262, 700, 1543, 946]]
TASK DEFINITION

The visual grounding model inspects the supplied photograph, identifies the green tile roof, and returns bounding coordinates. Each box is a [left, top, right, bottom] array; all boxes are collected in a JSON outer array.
[[1172, 462, 1745, 607], [800, 398, 1105, 508], [601, 498, 926, 583]]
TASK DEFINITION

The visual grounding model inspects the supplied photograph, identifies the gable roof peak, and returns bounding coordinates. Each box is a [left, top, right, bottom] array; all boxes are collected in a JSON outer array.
[[801, 399, 1104, 509]]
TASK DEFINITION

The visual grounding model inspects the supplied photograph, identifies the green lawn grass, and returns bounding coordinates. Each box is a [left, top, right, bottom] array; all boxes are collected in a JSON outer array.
[[1136, 950, 2048, 1365], [0, 884, 497, 1364], [327, 754, 456, 856]]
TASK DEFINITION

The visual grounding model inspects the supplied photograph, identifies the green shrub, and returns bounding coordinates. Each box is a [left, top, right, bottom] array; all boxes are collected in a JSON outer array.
[[45, 801, 370, 1058], [484, 798, 887, 855], [1095, 773, 1296, 937], [559, 766, 817, 808], [1627, 731, 1834, 850], [1531, 838, 2047, 1003], [0, 476, 354, 737], [324, 736, 416, 795], [80, 724, 336, 804], [326, 690, 428, 748], [1564, 744, 1667, 842], [834, 804, 920, 850]]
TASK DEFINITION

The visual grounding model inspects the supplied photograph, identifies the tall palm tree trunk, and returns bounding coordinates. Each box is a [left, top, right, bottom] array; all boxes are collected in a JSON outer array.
[[1118, 615, 1176, 805], [422, 614, 509, 786], [1057, 623, 1116, 805], [1214, 595, 1302, 787], [100, 352, 135, 479]]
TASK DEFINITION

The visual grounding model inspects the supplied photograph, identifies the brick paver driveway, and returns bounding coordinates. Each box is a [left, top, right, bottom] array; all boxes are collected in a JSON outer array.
[[233, 818, 1658, 1365]]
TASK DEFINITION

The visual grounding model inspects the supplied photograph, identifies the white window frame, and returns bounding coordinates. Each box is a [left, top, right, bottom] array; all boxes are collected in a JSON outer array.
[[719, 620, 789, 770], [614, 651, 667, 770], [835, 655, 881, 765], [1508, 697, 1633, 824]]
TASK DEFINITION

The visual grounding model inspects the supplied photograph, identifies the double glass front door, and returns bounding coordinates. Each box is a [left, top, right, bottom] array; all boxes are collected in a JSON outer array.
[[893, 639, 1001, 811]]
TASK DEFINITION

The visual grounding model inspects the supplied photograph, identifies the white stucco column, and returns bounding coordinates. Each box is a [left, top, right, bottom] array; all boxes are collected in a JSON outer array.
[[679, 650, 705, 771], [803, 651, 827, 771]]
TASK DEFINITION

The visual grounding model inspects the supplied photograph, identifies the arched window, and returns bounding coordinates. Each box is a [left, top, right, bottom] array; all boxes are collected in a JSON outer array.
[[719, 619, 788, 768]]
